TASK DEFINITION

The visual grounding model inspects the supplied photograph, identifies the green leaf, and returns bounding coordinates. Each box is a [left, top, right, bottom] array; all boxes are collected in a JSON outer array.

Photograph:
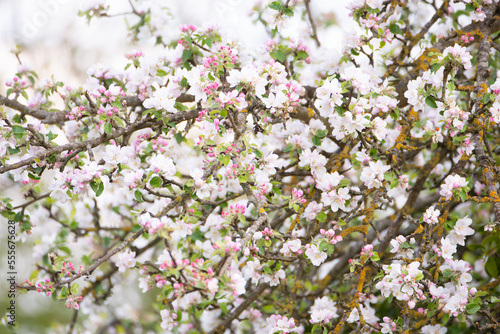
[[11, 125, 25, 135], [316, 130, 327, 138], [272, 186, 282, 195], [442, 269, 452, 278], [59, 246, 72, 255], [297, 50, 308, 59], [369, 148, 378, 158], [483, 93, 492, 104], [338, 178, 351, 187], [28, 172, 41, 181], [283, 7, 294, 16], [389, 23, 403, 35], [70, 283, 79, 295], [21, 221, 31, 231], [312, 136, 322, 146], [174, 132, 184, 143], [441, 312, 450, 326], [425, 96, 438, 108], [269, 1, 283, 11], [156, 69, 168, 77], [81, 254, 92, 266], [457, 188, 467, 202], [466, 303, 481, 314], [204, 38, 213, 48], [104, 122, 112, 134], [7, 146, 20, 154], [475, 291, 489, 297], [316, 211, 327, 222], [134, 190, 144, 202], [220, 302, 228, 315], [111, 100, 123, 109], [21, 90, 29, 100], [90, 181, 104, 197], [180, 77, 188, 88], [30, 270, 39, 281], [485, 256, 499, 278], [271, 50, 285, 63], [58, 286, 69, 299], [150, 176, 163, 188], [182, 49, 192, 62]]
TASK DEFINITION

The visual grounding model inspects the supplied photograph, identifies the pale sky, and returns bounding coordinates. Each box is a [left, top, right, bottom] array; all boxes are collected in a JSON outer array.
[[0, 0, 353, 92]]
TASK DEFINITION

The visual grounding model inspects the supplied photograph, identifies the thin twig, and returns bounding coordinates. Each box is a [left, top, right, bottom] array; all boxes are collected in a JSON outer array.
[[304, 0, 321, 47]]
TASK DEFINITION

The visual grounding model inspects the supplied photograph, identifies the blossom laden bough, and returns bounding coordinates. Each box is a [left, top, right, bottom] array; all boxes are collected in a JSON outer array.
[[1, 0, 499, 333]]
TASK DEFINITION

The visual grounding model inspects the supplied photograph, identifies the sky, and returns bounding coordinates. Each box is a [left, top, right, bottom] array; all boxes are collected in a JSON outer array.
[[0, 0, 354, 91]]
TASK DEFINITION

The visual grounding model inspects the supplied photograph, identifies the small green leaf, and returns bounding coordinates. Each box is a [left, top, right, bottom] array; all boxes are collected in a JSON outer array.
[[70, 283, 79, 295], [338, 178, 351, 187], [111, 100, 123, 109], [81, 254, 92, 266], [485, 256, 499, 278], [21, 90, 29, 100], [182, 49, 192, 62], [441, 312, 449, 326], [174, 132, 184, 144], [457, 188, 467, 202], [316, 212, 327, 223], [28, 172, 41, 181], [466, 303, 481, 314], [156, 69, 168, 77], [442, 269, 452, 277], [134, 190, 144, 202], [30, 270, 39, 281], [180, 77, 188, 88], [58, 286, 69, 299], [283, 7, 294, 16], [271, 50, 285, 63], [269, 1, 283, 11], [150, 176, 163, 188], [425, 96, 438, 108], [297, 50, 308, 59], [11, 125, 25, 135], [59, 246, 72, 255], [90, 181, 104, 197], [389, 23, 403, 35], [104, 123, 112, 134]]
